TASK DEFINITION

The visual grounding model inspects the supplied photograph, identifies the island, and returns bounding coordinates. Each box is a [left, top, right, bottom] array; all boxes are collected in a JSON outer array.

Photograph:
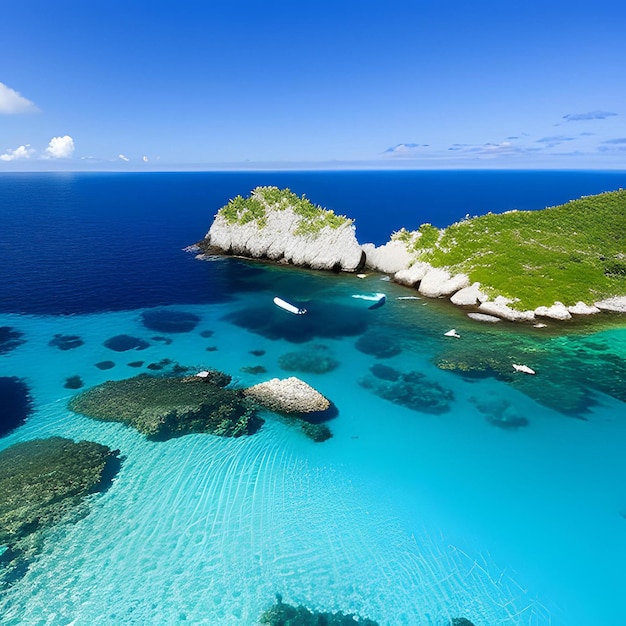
[[197, 187, 626, 323]]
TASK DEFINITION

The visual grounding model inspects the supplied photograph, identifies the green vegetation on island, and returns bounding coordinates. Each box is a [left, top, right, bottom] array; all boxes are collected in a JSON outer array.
[[219, 186, 351, 236], [394, 190, 626, 310]]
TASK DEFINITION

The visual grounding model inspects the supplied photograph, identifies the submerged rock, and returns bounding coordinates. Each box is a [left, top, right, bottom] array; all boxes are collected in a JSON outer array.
[[0, 437, 120, 587], [470, 396, 529, 430], [355, 331, 402, 359], [95, 360, 115, 370], [360, 369, 454, 414], [260, 597, 379, 625], [278, 345, 339, 374], [0, 377, 33, 438], [69, 374, 260, 440], [0, 327, 26, 355], [141, 309, 201, 333], [63, 375, 84, 390], [104, 334, 150, 352], [241, 365, 267, 375], [48, 333, 84, 351]]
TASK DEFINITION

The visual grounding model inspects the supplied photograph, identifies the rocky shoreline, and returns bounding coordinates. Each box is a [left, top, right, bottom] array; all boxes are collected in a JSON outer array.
[[197, 187, 626, 324]]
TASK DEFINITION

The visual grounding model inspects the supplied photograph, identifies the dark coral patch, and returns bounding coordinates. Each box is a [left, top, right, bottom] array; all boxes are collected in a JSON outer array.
[[224, 300, 368, 344], [360, 369, 453, 414], [147, 358, 173, 371], [279, 345, 339, 374], [69, 373, 260, 440], [64, 376, 84, 390], [470, 395, 529, 430], [141, 309, 200, 334], [95, 361, 115, 370], [0, 437, 120, 587], [356, 331, 401, 359], [0, 377, 33, 438], [370, 364, 401, 381], [241, 365, 267, 375], [260, 597, 378, 625], [49, 334, 84, 351], [127, 361, 144, 368], [104, 334, 150, 352], [200, 330, 214, 338], [250, 349, 265, 356], [0, 327, 26, 355]]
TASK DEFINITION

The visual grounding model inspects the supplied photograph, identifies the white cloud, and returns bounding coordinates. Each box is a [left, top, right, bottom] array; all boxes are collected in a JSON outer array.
[[142, 155, 148, 162], [0, 144, 35, 161], [118, 154, 129, 162], [44, 135, 75, 159], [0, 82, 38, 114]]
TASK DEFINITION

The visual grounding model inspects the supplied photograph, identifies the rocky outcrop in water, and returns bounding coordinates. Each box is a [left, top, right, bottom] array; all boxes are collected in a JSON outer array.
[[202, 187, 364, 272], [69, 373, 260, 440], [0, 437, 120, 588], [244, 377, 330, 414]]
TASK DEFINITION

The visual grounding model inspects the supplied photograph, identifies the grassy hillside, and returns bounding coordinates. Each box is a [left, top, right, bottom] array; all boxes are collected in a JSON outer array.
[[219, 186, 351, 236], [396, 189, 626, 310]]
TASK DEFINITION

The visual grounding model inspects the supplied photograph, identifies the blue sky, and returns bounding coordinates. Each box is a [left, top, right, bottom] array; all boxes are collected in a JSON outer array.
[[1, 0, 625, 170]]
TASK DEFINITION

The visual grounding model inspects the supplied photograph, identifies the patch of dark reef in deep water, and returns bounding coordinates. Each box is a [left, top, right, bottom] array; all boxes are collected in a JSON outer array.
[[223, 300, 369, 343], [103, 334, 150, 352], [68, 373, 262, 440], [355, 331, 402, 359], [0, 437, 120, 588], [0, 377, 33, 438], [360, 368, 454, 415], [141, 309, 201, 334], [278, 345, 339, 374], [48, 333, 84, 351], [64, 375, 84, 390], [95, 360, 116, 370], [0, 327, 25, 355]]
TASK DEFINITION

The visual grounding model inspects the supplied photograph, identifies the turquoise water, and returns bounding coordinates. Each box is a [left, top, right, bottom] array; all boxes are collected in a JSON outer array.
[[1, 266, 625, 625], [1, 171, 626, 624]]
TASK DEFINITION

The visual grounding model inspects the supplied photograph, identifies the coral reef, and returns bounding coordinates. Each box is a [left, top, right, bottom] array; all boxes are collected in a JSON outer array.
[[0, 377, 32, 438], [260, 596, 378, 625], [69, 374, 260, 440], [128, 361, 144, 368], [278, 345, 339, 374], [141, 309, 200, 333], [200, 329, 214, 338], [244, 377, 330, 413], [0, 437, 120, 587], [48, 333, 84, 351], [360, 369, 454, 414], [104, 334, 150, 352], [64, 375, 84, 390], [241, 365, 267, 375], [0, 327, 25, 355], [95, 360, 115, 370], [470, 396, 529, 430], [355, 331, 402, 359]]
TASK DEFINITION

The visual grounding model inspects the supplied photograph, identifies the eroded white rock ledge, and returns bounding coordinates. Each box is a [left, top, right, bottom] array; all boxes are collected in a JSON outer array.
[[200, 197, 624, 323]]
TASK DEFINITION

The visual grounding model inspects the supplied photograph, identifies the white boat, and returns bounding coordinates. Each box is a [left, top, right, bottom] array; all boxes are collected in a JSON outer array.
[[512, 363, 536, 375], [444, 329, 461, 338], [273, 297, 307, 315], [352, 292, 386, 309]]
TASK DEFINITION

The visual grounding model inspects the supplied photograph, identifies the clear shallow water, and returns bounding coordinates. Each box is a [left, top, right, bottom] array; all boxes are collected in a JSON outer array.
[[1, 172, 625, 625]]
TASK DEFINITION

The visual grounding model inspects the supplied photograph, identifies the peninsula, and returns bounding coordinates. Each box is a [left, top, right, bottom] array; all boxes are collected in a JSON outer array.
[[197, 187, 626, 322]]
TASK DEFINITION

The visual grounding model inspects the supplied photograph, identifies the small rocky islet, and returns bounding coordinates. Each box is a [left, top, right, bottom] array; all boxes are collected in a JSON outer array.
[[69, 370, 336, 443], [0, 437, 120, 588]]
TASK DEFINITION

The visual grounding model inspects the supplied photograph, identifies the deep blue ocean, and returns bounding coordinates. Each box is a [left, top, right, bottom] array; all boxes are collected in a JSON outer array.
[[1, 170, 625, 625]]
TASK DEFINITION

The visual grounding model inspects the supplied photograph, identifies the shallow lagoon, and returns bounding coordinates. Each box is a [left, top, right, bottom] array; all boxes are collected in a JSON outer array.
[[1, 266, 625, 624], [1, 171, 625, 624]]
